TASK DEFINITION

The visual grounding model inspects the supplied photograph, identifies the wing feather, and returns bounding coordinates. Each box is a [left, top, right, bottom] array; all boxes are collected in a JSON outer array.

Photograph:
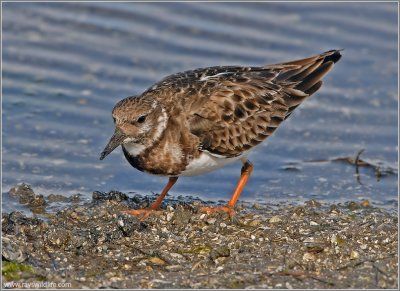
[[188, 50, 342, 157]]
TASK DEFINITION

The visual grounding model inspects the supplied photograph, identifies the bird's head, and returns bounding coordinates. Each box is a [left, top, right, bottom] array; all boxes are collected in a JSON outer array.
[[100, 96, 168, 160]]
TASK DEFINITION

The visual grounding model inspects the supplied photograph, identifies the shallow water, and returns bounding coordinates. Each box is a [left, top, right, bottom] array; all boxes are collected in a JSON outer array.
[[2, 2, 398, 213]]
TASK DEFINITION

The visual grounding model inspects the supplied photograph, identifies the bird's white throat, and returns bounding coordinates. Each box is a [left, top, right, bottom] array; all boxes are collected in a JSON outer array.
[[123, 142, 146, 157]]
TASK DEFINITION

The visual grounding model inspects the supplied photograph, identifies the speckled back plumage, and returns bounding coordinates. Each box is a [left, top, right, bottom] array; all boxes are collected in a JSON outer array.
[[141, 50, 341, 158]]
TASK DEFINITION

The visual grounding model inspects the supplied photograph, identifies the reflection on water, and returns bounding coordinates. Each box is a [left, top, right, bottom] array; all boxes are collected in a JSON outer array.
[[2, 2, 398, 212]]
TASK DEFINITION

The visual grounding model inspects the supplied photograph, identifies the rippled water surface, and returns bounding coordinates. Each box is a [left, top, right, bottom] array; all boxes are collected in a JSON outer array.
[[2, 2, 398, 212]]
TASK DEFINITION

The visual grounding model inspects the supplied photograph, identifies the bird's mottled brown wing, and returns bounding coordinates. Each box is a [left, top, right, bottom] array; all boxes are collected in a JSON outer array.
[[188, 50, 342, 157]]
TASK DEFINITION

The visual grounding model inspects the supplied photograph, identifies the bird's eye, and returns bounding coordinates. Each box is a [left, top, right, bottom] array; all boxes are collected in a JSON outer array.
[[137, 115, 146, 123], [113, 117, 116, 123]]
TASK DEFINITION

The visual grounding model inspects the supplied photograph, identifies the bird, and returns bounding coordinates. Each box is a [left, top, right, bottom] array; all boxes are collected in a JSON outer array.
[[100, 49, 342, 220]]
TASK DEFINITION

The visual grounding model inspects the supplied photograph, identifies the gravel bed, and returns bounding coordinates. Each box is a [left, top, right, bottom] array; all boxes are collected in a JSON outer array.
[[2, 184, 398, 289]]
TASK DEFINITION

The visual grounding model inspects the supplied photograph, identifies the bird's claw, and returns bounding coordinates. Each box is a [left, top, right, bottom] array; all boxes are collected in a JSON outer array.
[[199, 206, 236, 217], [123, 208, 161, 222]]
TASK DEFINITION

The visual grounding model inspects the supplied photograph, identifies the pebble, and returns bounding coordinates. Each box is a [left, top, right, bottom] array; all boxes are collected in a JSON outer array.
[[248, 219, 262, 227], [305, 199, 321, 207], [347, 201, 360, 210], [46, 194, 67, 202], [207, 218, 216, 225], [210, 246, 230, 261], [303, 252, 316, 261], [166, 265, 184, 272], [252, 203, 262, 209], [145, 266, 153, 272], [286, 282, 293, 289], [149, 257, 166, 266], [361, 200, 370, 208], [166, 212, 174, 222], [350, 250, 360, 260], [331, 234, 338, 245], [269, 216, 282, 223]]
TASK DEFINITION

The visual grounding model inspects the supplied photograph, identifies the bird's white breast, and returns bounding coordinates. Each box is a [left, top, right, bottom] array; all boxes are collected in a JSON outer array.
[[180, 151, 243, 177]]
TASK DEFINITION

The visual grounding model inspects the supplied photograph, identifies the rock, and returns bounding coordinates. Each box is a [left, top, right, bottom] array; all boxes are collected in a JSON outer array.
[[306, 244, 324, 254], [108, 191, 128, 202], [350, 250, 359, 260], [252, 202, 262, 209], [166, 212, 174, 222], [329, 205, 341, 214], [9, 184, 47, 209], [293, 206, 306, 216], [47, 194, 67, 202], [206, 218, 216, 225], [210, 246, 230, 261], [304, 199, 321, 207], [69, 194, 82, 203], [9, 184, 35, 204], [160, 252, 186, 265], [347, 201, 360, 211], [165, 265, 184, 272], [118, 214, 140, 236], [360, 200, 371, 208], [92, 191, 128, 202], [29, 195, 46, 207], [2, 236, 26, 263], [269, 216, 282, 224], [303, 252, 316, 261], [2, 211, 42, 235], [248, 219, 262, 227], [149, 257, 166, 266], [172, 206, 191, 226], [45, 230, 71, 248]]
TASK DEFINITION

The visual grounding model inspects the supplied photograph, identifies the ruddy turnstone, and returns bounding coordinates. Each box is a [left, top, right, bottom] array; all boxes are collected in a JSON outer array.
[[100, 50, 342, 219]]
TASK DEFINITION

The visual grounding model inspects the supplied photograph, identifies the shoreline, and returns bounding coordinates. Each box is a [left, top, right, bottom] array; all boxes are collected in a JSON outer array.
[[2, 184, 398, 289]]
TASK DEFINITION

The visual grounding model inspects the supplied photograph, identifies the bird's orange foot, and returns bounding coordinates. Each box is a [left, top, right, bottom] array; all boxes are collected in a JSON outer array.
[[199, 206, 235, 217], [123, 208, 162, 221]]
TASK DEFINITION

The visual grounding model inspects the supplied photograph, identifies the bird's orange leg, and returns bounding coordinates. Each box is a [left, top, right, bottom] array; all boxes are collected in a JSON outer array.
[[124, 177, 178, 221], [200, 161, 253, 217]]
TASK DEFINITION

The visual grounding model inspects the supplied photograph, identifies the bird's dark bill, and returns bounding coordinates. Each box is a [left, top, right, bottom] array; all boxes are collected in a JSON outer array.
[[99, 128, 126, 160]]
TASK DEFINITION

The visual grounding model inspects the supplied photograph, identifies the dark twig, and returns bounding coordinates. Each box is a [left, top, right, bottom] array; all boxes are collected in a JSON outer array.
[[355, 148, 365, 185], [374, 264, 379, 286], [303, 149, 397, 183], [336, 254, 397, 271], [310, 275, 335, 286], [373, 263, 389, 277], [266, 270, 334, 286]]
